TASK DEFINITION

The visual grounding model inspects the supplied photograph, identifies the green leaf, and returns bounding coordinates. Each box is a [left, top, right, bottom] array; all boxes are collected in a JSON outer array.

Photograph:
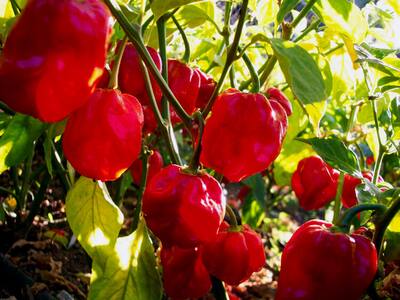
[[315, 0, 368, 43], [150, 0, 203, 20], [43, 134, 53, 178], [88, 218, 162, 300], [277, 0, 300, 24], [270, 38, 326, 104], [243, 173, 266, 210], [66, 177, 124, 270], [177, 2, 216, 29], [0, 114, 45, 173], [300, 136, 362, 177]]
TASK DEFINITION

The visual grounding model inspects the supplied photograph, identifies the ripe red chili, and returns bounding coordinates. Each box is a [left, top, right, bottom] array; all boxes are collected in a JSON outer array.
[[129, 150, 163, 185], [195, 69, 216, 110], [161, 246, 211, 300], [291, 156, 339, 210], [202, 222, 265, 286], [62, 88, 143, 181], [200, 89, 288, 182], [142, 164, 226, 248], [118, 43, 162, 105], [168, 59, 200, 116], [0, 0, 111, 122], [267, 87, 292, 116], [276, 220, 378, 300]]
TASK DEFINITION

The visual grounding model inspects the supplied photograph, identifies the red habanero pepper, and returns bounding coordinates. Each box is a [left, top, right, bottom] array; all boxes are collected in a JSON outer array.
[[62, 88, 143, 181], [118, 43, 162, 105], [202, 222, 265, 286], [341, 171, 383, 208], [161, 246, 211, 300], [129, 150, 163, 185], [276, 220, 378, 300], [291, 156, 339, 210], [266, 87, 293, 116], [200, 89, 288, 182], [168, 59, 200, 117], [0, 0, 111, 122], [142, 164, 226, 248], [194, 69, 217, 110]]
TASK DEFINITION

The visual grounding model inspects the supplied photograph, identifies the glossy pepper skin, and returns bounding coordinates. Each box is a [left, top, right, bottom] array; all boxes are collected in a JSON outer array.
[[161, 246, 211, 300], [118, 43, 162, 105], [202, 222, 265, 286], [200, 89, 288, 182], [142, 164, 226, 248], [129, 150, 163, 185], [291, 156, 339, 210], [195, 69, 216, 110], [168, 59, 200, 116], [276, 220, 378, 300], [62, 89, 143, 181], [267, 87, 293, 116], [0, 0, 110, 122]]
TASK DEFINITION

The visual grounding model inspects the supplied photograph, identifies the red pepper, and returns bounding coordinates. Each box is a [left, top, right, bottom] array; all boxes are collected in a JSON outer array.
[[118, 43, 162, 105], [142, 105, 158, 135], [266, 87, 293, 116], [341, 171, 382, 208], [195, 69, 216, 110], [276, 220, 378, 300], [291, 156, 339, 210], [200, 89, 288, 182], [202, 222, 265, 286], [142, 164, 226, 248], [62, 88, 143, 181], [161, 246, 211, 300], [168, 59, 200, 118], [129, 150, 163, 185], [0, 0, 111, 122]]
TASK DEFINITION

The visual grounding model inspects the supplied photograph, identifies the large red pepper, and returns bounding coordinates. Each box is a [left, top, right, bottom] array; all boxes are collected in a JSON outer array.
[[142, 164, 226, 248], [161, 246, 211, 300], [267, 87, 292, 116], [202, 222, 265, 286], [129, 150, 163, 185], [0, 0, 111, 122], [118, 43, 162, 105], [200, 88, 288, 182], [291, 156, 339, 210], [62, 88, 143, 181], [275, 219, 378, 300]]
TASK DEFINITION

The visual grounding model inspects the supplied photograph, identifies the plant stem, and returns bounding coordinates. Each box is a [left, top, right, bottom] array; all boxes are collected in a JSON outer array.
[[18, 143, 35, 211], [103, 0, 192, 128], [241, 52, 260, 93], [108, 36, 128, 89], [293, 18, 321, 42], [259, 55, 278, 87], [188, 111, 204, 172], [336, 203, 386, 232], [24, 172, 51, 226], [291, 0, 318, 29], [0, 101, 15, 115], [131, 147, 150, 232], [202, 0, 249, 118], [373, 195, 400, 256], [226, 204, 239, 228], [332, 172, 345, 224], [10, 0, 21, 15], [171, 15, 190, 63]]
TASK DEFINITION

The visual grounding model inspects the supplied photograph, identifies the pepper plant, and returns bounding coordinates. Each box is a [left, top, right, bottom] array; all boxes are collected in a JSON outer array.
[[0, 0, 399, 299]]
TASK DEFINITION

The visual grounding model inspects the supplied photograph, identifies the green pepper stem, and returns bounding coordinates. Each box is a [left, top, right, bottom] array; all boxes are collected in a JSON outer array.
[[332, 172, 345, 224], [188, 111, 204, 172], [226, 204, 239, 229], [171, 15, 190, 63], [336, 203, 386, 232], [241, 51, 260, 93], [108, 36, 128, 89]]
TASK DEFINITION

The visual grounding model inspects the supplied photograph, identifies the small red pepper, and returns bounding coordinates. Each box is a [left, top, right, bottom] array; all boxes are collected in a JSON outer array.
[[276, 219, 378, 300], [267, 87, 293, 116], [161, 246, 211, 300], [194, 69, 216, 110], [291, 156, 339, 210], [118, 43, 162, 105], [142, 164, 226, 248], [200, 88, 288, 182], [168, 59, 200, 117], [202, 222, 265, 286], [62, 88, 143, 181], [0, 0, 111, 122], [129, 150, 163, 186]]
